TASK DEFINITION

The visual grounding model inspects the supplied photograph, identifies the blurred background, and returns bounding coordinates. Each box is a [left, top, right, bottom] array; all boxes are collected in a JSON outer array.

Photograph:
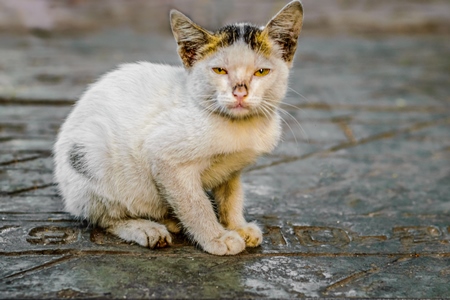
[[1, 0, 450, 35]]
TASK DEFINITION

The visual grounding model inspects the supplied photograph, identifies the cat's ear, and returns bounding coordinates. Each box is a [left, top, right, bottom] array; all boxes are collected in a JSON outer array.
[[263, 0, 303, 66], [170, 10, 214, 68]]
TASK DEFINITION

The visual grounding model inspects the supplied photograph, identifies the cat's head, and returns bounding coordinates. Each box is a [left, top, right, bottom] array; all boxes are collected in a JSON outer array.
[[170, 1, 303, 120]]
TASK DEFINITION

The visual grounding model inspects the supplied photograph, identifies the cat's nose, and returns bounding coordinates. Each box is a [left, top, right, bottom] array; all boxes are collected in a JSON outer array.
[[233, 84, 248, 103]]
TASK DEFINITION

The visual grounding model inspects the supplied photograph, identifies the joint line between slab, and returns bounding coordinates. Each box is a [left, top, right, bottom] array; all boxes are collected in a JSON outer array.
[[247, 116, 450, 172], [0, 255, 75, 282]]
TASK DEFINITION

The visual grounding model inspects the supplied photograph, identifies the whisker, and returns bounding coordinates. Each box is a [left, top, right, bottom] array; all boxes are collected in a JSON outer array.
[[262, 103, 299, 147], [288, 87, 310, 103], [262, 101, 309, 142], [280, 102, 305, 113], [199, 93, 308, 143], [279, 108, 309, 143], [259, 103, 272, 120], [258, 95, 305, 113], [204, 103, 220, 119], [281, 115, 299, 146]]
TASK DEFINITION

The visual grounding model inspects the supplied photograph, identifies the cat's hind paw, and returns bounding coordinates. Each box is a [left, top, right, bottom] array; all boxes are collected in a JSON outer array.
[[202, 231, 245, 256], [236, 222, 263, 247], [108, 219, 172, 249]]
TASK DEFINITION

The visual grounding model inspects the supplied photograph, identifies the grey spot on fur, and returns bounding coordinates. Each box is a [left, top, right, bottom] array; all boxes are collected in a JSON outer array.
[[170, 1, 302, 66], [69, 144, 91, 177], [217, 24, 267, 52]]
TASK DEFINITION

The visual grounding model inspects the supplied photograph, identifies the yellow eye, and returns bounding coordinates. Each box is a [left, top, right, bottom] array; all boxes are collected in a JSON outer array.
[[254, 68, 270, 77], [212, 67, 227, 75]]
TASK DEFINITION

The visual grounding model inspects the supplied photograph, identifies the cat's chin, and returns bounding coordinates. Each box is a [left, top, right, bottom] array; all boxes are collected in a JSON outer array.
[[228, 106, 252, 118], [216, 107, 266, 121], [221, 101, 260, 118]]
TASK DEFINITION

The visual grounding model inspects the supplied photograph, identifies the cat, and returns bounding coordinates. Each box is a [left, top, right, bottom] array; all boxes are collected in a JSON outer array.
[[53, 0, 303, 255]]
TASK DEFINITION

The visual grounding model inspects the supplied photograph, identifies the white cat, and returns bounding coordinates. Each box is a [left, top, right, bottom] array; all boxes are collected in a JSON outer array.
[[54, 1, 303, 255]]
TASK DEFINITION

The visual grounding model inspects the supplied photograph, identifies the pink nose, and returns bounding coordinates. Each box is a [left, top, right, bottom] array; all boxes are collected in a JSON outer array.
[[233, 85, 248, 103]]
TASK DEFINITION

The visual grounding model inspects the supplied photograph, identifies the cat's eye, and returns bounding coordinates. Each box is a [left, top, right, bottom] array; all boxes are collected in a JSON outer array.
[[254, 68, 271, 77], [212, 67, 228, 75]]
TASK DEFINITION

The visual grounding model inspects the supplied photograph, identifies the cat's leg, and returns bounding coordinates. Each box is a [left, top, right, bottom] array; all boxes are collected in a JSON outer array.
[[153, 163, 245, 255], [213, 173, 263, 247], [89, 195, 172, 249]]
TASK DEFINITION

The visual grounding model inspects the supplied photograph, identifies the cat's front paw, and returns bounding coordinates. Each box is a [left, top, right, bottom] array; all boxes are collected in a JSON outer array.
[[108, 219, 172, 249], [202, 231, 245, 255], [236, 222, 263, 247]]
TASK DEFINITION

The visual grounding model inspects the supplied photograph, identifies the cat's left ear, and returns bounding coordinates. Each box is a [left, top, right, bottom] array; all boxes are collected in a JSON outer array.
[[263, 0, 303, 66], [170, 10, 214, 68]]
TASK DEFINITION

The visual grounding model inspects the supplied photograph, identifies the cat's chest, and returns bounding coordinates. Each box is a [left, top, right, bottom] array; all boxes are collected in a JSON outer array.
[[201, 151, 257, 189], [211, 115, 281, 155]]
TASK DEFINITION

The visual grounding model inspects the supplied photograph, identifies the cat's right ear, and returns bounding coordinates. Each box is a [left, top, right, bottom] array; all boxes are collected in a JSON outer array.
[[263, 0, 303, 67], [170, 10, 214, 68]]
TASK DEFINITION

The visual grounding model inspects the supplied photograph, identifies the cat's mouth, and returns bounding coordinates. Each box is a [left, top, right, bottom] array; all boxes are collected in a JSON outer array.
[[230, 102, 247, 109], [207, 97, 263, 120], [208, 102, 265, 121], [226, 102, 251, 116]]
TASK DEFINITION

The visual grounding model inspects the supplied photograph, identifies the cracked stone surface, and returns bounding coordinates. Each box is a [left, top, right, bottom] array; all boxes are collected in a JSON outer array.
[[1, 3, 450, 299]]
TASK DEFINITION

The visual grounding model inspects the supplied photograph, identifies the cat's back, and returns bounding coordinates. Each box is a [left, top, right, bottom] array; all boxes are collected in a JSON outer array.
[[56, 62, 186, 158], [103, 62, 185, 87], [61, 62, 185, 132], [88, 62, 185, 107]]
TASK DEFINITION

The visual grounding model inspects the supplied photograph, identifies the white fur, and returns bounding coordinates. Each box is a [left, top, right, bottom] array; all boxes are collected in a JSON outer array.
[[54, 1, 302, 255]]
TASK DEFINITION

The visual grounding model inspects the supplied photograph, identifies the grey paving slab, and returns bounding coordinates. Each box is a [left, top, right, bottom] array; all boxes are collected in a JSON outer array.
[[4, 254, 448, 299], [0, 18, 450, 299]]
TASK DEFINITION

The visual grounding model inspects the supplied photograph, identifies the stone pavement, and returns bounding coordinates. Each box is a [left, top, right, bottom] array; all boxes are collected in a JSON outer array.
[[1, 17, 450, 300]]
